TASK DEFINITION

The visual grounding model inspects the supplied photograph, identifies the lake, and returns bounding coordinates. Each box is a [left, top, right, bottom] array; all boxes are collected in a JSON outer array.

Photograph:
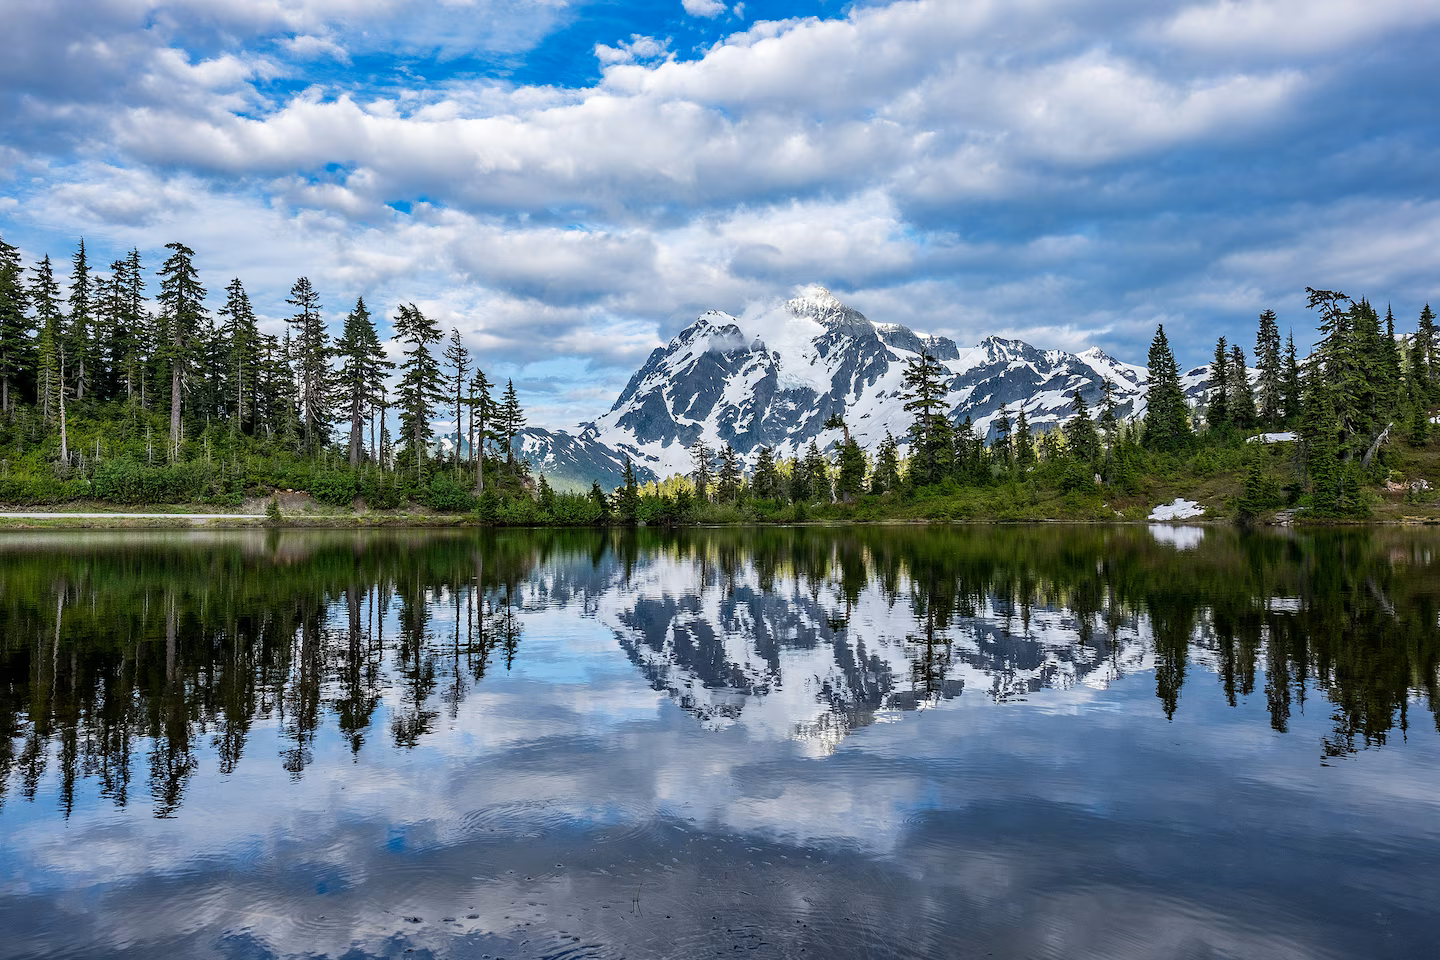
[[1, 525, 1438, 960]]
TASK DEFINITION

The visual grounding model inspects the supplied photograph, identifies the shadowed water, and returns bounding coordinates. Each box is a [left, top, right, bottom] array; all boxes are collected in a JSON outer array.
[[1, 525, 1438, 959]]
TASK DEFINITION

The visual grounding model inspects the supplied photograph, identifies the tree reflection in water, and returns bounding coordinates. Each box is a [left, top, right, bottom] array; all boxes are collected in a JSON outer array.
[[0, 525, 1437, 817]]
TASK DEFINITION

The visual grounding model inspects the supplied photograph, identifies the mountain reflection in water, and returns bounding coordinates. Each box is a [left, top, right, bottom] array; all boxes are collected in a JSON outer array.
[[1, 525, 1439, 959]]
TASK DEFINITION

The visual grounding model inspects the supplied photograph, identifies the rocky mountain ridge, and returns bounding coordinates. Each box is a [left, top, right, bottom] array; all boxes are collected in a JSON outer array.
[[521, 286, 1210, 490]]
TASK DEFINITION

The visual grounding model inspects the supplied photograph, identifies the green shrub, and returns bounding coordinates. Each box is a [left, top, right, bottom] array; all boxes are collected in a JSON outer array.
[[425, 474, 476, 512], [308, 470, 357, 507], [361, 474, 402, 510]]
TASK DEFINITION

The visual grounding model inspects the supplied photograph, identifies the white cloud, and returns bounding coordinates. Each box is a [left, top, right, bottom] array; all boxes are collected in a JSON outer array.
[[681, 0, 727, 19], [595, 34, 672, 65], [1161, 0, 1440, 55]]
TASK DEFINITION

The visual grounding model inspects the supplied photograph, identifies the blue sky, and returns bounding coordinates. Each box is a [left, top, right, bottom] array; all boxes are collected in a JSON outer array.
[[3, 0, 1440, 427]]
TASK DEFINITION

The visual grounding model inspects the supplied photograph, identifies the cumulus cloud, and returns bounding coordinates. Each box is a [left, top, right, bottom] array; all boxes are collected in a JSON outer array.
[[3, 0, 1439, 426], [595, 34, 673, 65], [681, 0, 728, 19]]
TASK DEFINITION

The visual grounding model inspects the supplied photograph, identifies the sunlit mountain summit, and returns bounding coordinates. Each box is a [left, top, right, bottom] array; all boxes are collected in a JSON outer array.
[[519, 286, 1200, 490]]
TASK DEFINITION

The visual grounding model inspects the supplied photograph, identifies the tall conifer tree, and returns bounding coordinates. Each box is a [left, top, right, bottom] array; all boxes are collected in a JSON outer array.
[[1143, 325, 1189, 451], [156, 242, 207, 461]]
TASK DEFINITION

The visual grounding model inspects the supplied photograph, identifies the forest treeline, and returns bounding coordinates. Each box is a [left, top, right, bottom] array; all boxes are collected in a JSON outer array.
[[0, 233, 532, 510], [0, 232, 1436, 521]]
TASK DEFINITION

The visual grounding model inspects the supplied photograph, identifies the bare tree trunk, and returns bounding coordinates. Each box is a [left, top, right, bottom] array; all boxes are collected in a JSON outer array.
[[169, 364, 182, 462]]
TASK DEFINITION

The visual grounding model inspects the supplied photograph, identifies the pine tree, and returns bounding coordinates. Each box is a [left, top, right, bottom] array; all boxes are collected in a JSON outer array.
[[616, 456, 640, 522], [991, 405, 1012, 467], [901, 351, 951, 486], [1418, 303, 1438, 395], [393, 302, 445, 480], [1281, 332, 1302, 426], [1063, 391, 1100, 464], [156, 242, 207, 462], [217, 279, 260, 434], [1206, 336, 1230, 430], [0, 235, 31, 415], [589, 480, 611, 522], [800, 439, 829, 502], [1255, 309, 1283, 426], [1013, 405, 1034, 470], [286, 277, 330, 453], [717, 445, 743, 503], [690, 438, 713, 500], [107, 249, 148, 406], [1379, 305, 1403, 417], [871, 431, 901, 495], [334, 297, 390, 467], [1098, 380, 1119, 451], [752, 446, 783, 500], [67, 239, 93, 401], [1142, 324, 1190, 452], [497, 379, 524, 467], [30, 255, 63, 423], [835, 435, 866, 501], [442, 329, 470, 475], [468, 368, 494, 494], [1302, 373, 1342, 516], [954, 415, 986, 484], [1227, 344, 1256, 429]]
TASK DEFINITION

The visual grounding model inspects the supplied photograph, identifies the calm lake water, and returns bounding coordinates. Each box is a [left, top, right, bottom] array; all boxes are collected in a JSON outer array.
[[2, 525, 1439, 960]]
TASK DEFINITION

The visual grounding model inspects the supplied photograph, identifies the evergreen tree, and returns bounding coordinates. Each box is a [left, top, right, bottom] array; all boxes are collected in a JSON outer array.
[[107, 249, 148, 406], [1255, 309, 1283, 426], [589, 480, 611, 522], [1063, 392, 1100, 464], [1142, 324, 1190, 451], [616, 456, 640, 522], [871, 431, 901, 494], [1098, 380, 1119, 451], [442, 328, 470, 474], [690, 438, 713, 500], [1281, 332, 1302, 425], [717, 445, 743, 503], [901, 351, 951, 485], [954, 415, 986, 484], [468, 368, 494, 493], [1013, 405, 1034, 470], [1227, 344, 1256, 430], [67, 239, 93, 401], [286, 277, 330, 453], [991, 405, 1012, 468], [217, 279, 260, 435], [0, 234, 30, 415], [1301, 374, 1342, 516], [393, 302, 445, 480], [802, 439, 831, 502], [497, 379, 525, 467], [30, 255, 63, 423], [752, 446, 783, 500], [156, 242, 207, 462], [836, 435, 866, 501], [1418, 303, 1438, 394], [1379, 305, 1403, 415], [1206, 336, 1230, 429], [334, 297, 390, 467]]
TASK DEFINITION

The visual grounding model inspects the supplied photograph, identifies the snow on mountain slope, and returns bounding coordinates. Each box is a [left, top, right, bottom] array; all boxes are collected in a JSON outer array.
[[522, 286, 1217, 486]]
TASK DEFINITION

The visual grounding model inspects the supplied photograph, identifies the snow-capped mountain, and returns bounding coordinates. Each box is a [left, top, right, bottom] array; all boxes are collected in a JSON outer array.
[[523, 285, 1209, 488]]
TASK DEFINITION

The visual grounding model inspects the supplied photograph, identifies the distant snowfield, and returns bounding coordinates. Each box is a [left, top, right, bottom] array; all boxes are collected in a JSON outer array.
[[1247, 432, 1297, 443]]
